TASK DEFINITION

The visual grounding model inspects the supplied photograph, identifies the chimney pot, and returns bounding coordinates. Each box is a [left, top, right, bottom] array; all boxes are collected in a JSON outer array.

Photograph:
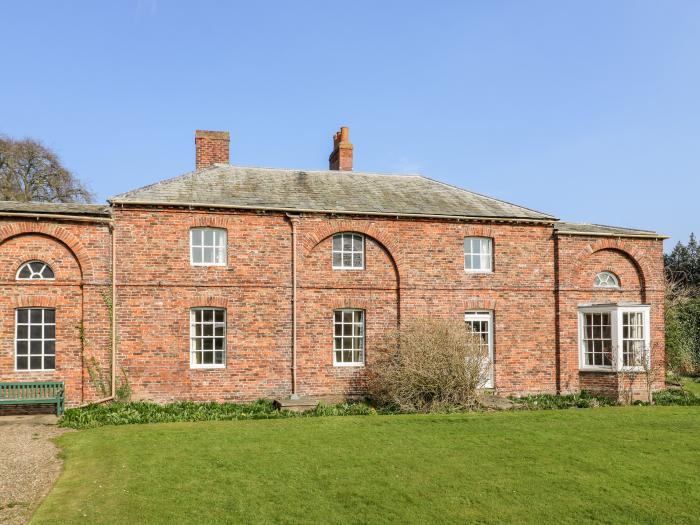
[[195, 130, 230, 170], [329, 126, 353, 171]]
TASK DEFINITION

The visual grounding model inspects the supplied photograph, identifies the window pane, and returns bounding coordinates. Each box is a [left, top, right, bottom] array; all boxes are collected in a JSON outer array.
[[333, 235, 342, 250], [215, 310, 224, 323], [192, 229, 203, 245], [44, 356, 55, 369], [214, 338, 224, 350], [30, 309, 42, 323], [18, 266, 31, 279], [343, 253, 352, 267], [193, 352, 202, 364], [30, 341, 42, 355], [16, 356, 28, 370], [17, 309, 28, 323], [203, 352, 213, 364], [45, 341, 55, 355], [30, 325, 42, 339], [44, 309, 55, 323], [192, 248, 203, 264], [215, 230, 226, 247], [353, 253, 363, 267], [214, 352, 224, 365], [203, 310, 213, 322], [353, 235, 363, 250], [203, 339, 213, 350], [203, 247, 214, 263], [203, 229, 214, 245], [194, 309, 202, 322], [332, 253, 342, 267], [42, 266, 55, 279], [17, 325, 28, 339], [16, 341, 28, 355], [30, 356, 42, 369]]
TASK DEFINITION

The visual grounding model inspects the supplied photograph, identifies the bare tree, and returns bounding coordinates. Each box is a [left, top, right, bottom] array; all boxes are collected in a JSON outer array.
[[0, 136, 93, 203], [367, 317, 489, 412]]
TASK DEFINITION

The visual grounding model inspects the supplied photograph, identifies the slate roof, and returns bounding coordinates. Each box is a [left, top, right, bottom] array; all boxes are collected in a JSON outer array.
[[554, 221, 666, 239], [110, 164, 556, 221], [0, 200, 111, 217]]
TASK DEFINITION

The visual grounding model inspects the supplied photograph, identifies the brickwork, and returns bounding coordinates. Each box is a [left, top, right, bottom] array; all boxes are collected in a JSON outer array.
[[0, 206, 665, 406], [0, 220, 112, 407]]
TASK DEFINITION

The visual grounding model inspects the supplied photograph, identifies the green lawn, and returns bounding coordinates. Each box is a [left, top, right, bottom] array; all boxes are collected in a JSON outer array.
[[682, 376, 700, 397], [33, 408, 700, 525]]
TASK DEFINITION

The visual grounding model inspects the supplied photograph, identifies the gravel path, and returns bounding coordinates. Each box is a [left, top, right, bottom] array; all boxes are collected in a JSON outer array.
[[0, 416, 68, 525]]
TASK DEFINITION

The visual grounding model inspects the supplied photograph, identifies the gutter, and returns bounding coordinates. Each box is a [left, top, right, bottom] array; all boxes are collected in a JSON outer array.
[[77, 224, 117, 408], [286, 213, 301, 399], [109, 199, 558, 225], [0, 211, 112, 223]]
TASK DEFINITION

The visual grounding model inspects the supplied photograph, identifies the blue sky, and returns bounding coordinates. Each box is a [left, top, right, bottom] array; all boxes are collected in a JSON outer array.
[[1, 1, 698, 249]]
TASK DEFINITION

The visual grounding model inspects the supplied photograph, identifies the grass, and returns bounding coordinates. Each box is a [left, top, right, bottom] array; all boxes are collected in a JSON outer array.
[[682, 376, 700, 397], [33, 407, 700, 524]]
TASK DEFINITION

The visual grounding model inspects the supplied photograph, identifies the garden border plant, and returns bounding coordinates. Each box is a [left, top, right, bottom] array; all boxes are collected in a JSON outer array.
[[58, 388, 700, 430]]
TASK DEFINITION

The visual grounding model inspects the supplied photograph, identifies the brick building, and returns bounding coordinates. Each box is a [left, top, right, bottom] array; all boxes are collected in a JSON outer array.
[[0, 129, 667, 407]]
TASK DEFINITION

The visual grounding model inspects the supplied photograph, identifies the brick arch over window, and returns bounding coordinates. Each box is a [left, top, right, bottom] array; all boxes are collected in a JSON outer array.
[[303, 220, 404, 282], [187, 216, 231, 229], [0, 223, 95, 281], [571, 239, 651, 292]]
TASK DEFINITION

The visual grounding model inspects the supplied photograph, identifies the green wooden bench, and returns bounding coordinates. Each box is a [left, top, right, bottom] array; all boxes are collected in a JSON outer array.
[[0, 381, 65, 415]]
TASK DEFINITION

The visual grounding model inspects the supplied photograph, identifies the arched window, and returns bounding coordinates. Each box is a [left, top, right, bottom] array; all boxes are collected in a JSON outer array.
[[594, 271, 619, 289], [16, 261, 55, 280]]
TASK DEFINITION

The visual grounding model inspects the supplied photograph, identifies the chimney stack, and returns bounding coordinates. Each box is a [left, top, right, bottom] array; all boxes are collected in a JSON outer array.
[[195, 130, 230, 170], [328, 126, 353, 171]]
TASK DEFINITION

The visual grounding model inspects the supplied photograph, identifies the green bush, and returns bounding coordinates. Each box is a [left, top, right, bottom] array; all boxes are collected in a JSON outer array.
[[511, 392, 618, 409], [59, 400, 287, 429], [653, 389, 700, 406], [666, 296, 700, 375]]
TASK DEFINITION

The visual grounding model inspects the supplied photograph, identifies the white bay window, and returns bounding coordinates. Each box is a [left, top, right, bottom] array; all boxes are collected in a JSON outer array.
[[579, 304, 650, 371]]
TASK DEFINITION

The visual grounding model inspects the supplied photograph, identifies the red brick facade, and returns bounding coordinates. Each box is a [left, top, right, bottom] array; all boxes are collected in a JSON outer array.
[[0, 206, 665, 407]]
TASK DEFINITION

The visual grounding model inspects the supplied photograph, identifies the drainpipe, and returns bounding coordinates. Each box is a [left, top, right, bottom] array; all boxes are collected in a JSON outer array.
[[77, 223, 117, 407], [286, 213, 301, 399]]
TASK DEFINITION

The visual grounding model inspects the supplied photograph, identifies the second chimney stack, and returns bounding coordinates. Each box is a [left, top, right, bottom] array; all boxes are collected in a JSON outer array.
[[329, 126, 353, 171], [195, 130, 230, 170]]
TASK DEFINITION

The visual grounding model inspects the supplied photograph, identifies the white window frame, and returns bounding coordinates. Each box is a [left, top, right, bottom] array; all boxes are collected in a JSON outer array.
[[16, 261, 55, 280], [594, 272, 620, 289], [190, 228, 227, 267], [578, 304, 651, 372], [464, 237, 493, 273], [465, 310, 494, 388], [189, 307, 227, 369], [332, 233, 365, 270], [333, 309, 365, 366], [15, 308, 56, 371]]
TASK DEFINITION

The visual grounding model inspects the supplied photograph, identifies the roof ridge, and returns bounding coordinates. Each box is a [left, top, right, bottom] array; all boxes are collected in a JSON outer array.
[[415, 174, 557, 219]]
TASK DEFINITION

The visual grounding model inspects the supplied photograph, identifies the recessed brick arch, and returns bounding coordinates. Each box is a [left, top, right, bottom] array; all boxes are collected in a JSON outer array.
[[571, 238, 651, 290], [303, 220, 404, 281], [0, 222, 95, 281]]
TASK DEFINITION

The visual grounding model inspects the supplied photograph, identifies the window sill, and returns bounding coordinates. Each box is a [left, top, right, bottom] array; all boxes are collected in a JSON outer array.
[[14, 369, 56, 373], [190, 263, 228, 268], [190, 365, 226, 370], [332, 267, 365, 271], [579, 367, 615, 373], [333, 363, 365, 368], [464, 270, 493, 274]]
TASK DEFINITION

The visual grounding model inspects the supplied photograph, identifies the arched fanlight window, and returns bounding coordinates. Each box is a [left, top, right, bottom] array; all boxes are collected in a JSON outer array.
[[17, 261, 55, 280], [594, 271, 619, 289]]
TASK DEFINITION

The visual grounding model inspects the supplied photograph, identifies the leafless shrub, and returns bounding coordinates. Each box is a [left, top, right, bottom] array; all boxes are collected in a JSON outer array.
[[367, 317, 490, 412]]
